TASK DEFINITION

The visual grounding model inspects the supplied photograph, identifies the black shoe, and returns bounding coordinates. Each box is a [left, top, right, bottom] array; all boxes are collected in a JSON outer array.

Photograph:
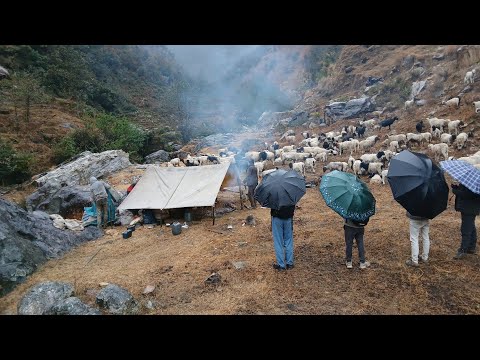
[[273, 264, 286, 271], [453, 251, 467, 260], [466, 249, 477, 255], [286, 264, 294, 270]]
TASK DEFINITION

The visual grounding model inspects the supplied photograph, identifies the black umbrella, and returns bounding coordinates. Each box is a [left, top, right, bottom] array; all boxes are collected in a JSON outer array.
[[254, 169, 306, 210], [386, 150, 449, 219]]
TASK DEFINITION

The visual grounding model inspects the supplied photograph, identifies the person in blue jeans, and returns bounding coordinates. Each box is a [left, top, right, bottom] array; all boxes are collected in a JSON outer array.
[[271, 205, 295, 270]]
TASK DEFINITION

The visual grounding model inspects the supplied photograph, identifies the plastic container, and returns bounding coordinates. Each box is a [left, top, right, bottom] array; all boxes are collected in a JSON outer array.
[[184, 210, 192, 223], [122, 229, 132, 239], [171, 222, 182, 235]]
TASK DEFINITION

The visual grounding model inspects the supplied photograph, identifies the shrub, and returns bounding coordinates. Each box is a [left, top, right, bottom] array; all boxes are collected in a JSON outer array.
[[0, 139, 33, 185], [52, 136, 78, 164]]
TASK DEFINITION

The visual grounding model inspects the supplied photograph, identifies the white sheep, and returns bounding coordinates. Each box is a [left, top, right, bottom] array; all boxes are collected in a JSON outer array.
[[455, 132, 468, 150], [405, 99, 415, 110], [381, 169, 389, 185], [169, 158, 181, 167], [370, 174, 383, 185], [285, 135, 296, 144], [428, 143, 449, 162], [352, 160, 363, 176], [420, 132, 432, 143], [305, 157, 316, 173], [474, 101, 480, 114], [368, 162, 384, 176], [440, 133, 456, 145], [464, 69, 476, 85], [291, 162, 305, 177], [448, 120, 464, 135], [314, 152, 328, 162], [389, 140, 400, 152], [443, 97, 460, 108]]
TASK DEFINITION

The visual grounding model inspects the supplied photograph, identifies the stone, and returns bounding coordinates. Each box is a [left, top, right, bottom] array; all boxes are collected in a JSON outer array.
[[232, 261, 246, 270], [17, 281, 74, 315], [0, 199, 102, 296], [45, 297, 101, 315], [143, 285, 155, 295], [411, 80, 427, 99], [96, 284, 139, 315], [432, 54, 445, 61], [144, 149, 170, 164], [324, 96, 376, 121]]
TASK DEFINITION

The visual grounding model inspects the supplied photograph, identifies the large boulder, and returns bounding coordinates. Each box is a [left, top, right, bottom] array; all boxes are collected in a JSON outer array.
[[17, 281, 74, 315], [27, 150, 131, 213], [324, 96, 376, 121], [96, 284, 139, 315], [45, 297, 102, 315], [0, 199, 102, 296], [144, 149, 170, 164], [27, 185, 91, 218]]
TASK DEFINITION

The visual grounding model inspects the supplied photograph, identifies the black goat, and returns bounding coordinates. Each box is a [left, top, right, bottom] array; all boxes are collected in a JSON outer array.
[[380, 116, 399, 130], [207, 156, 219, 164], [259, 151, 268, 161], [355, 126, 366, 138], [416, 120, 424, 133]]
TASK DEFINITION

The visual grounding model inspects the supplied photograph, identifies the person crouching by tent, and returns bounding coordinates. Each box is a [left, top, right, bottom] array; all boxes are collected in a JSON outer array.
[[90, 176, 111, 229], [243, 159, 258, 209], [451, 183, 480, 259]]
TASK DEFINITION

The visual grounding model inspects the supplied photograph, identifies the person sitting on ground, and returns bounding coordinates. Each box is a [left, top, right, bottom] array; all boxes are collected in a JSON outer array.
[[405, 210, 430, 267], [89, 176, 111, 229], [344, 216, 371, 269]]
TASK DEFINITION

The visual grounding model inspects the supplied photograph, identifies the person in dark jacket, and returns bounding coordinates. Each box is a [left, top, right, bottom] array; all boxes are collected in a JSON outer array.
[[405, 211, 430, 267], [344, 217, 370, 269], [451, 183, 480, 259], [271, 205, 295, 270], [244, 160, 258, 209]]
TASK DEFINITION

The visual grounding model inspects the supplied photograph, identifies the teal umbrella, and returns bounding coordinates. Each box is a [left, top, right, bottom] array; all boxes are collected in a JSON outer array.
[[319, 170, 376, 222]]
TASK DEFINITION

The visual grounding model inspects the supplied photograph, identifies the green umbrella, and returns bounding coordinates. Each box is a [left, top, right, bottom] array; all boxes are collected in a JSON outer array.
[[319, 170, 376, 222]]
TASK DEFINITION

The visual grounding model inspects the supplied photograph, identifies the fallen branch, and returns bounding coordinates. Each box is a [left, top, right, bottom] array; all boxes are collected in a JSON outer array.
[[85, 249, 102, 267], [208, 229, 226, 235]]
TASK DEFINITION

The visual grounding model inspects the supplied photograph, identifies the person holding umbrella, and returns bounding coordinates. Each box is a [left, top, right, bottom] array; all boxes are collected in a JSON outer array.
[[254, 169, 306, 271], [319, 170, 376, 270], [387, 150, 449, 267], [440, 160, 480, 259]]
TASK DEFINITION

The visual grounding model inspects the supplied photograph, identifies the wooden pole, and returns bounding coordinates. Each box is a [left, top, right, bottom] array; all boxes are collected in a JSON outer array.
[[212, 206, 215, 225]]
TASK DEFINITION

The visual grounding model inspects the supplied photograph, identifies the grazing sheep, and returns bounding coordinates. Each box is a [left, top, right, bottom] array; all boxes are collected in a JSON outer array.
[[389, 140, 400, 152], [352, 160, 363, 176], [443, 97, 460, 108], [406, 133, 425, 147], [367, 162, 384, 176], [447, 120, 464, 135], [169, 158, 181, 167], [314, 152, 328, 162], [427, 117, 449, 133], [440, 133, 456, 145], [289, 162, 305, 177], [348, 156, 355, 170], [285, 135, 296, 144], [420, 132, 432, 143], [464, 69, 476, 85], [245, 151, 260, 162], [428, 143, 449, 162], [454, 132, 469, 150]]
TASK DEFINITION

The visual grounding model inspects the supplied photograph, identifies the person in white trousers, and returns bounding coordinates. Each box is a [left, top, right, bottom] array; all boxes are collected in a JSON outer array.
[[405, 211, 430, 267]]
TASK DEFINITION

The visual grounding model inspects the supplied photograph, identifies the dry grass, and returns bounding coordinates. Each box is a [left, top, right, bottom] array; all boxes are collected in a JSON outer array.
[[2, 158, 480, 315]]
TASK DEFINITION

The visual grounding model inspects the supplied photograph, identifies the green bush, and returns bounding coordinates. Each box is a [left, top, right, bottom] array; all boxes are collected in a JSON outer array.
[[0, 139, 33, 185], [52, 136, 78, 164]]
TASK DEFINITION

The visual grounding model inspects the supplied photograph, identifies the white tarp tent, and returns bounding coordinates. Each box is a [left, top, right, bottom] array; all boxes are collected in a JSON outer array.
[[118, 162, 232, 210]]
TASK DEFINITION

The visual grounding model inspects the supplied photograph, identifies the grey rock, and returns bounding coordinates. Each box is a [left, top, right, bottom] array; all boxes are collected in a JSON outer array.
[[96, 284, 139, 315], [17, 281, 74, 315], [402, 55, 415, 69], [366, 76, 383, 87], [415, 99, 427, 106], [344, 66, 354, 74], [0, 198, 102, 296], [28, 185, 91, 217], [411, 80, 427, 99], [45, 297, 101, 315], [257, 111, 295, 128], [27, 150, 131, 213], [433, 54, 445, 61], [232, 261, 246, 270], [461, 85, 473, 94], [144, 149, 170, 164], [0, 65, 9, 78], [324, 96, 376, 121]]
